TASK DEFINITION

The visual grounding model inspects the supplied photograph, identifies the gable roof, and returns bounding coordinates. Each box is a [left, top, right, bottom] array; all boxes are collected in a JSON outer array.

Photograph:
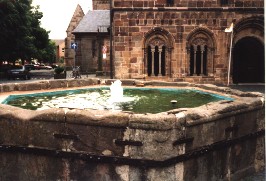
[[66, 4, 85, 32], [73, 10, 110, 33]]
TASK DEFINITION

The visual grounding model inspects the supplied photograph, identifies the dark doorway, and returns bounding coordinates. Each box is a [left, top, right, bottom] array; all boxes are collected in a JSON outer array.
[[233, 37, 264, 83]]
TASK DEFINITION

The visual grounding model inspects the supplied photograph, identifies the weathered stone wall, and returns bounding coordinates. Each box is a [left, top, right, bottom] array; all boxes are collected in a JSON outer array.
[[0, 79, 100, 93], [75, 34, 110, 73], [0, 80, 264, 180]]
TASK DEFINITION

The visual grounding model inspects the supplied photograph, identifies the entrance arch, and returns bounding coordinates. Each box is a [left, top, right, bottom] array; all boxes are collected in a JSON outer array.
[[233, 37, 264, 83]]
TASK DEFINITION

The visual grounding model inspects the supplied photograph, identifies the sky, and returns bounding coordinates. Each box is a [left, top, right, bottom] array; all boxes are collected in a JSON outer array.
[[32, 0, 92, 39]]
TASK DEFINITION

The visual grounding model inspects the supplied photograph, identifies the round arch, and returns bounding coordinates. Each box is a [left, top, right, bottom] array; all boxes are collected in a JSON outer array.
[[232, 16, 264, 83], [233, 16, 264, 45], [186, 27, 216, 76], [143, 27, 175, 49], [142, 27, 175, 77]]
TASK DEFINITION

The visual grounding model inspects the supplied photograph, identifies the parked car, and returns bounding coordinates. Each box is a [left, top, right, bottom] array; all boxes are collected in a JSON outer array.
[[35, 64, 53, 70], [24, 64, 35, 70], [7, 66, 31, 80], [51, 64, 59, 69]]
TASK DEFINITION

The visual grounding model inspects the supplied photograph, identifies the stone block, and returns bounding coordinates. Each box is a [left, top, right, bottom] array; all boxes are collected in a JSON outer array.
[[188, 1, 196, 7], [114, 20, 123, 26], [235, 1, 244, 7], [49, 80, 68, 89], [129, 27, 140, 33], [196, 1, 203, 7], [128, 20, 136, 26], [244, 1, 252, 7], [133, 1, 143, 7]]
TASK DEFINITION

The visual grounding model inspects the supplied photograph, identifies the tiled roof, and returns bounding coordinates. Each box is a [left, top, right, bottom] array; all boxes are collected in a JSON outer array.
[[73, 10, 110, 33]]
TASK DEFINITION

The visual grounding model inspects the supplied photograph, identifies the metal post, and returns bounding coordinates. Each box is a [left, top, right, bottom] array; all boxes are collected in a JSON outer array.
[[227, 28, 233, 86], [109, 0, 113, 79], [74, 49, 76, 68]]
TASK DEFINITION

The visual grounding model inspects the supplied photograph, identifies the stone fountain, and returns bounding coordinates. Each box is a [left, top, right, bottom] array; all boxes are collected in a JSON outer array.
[[0, 78, 264, 181]]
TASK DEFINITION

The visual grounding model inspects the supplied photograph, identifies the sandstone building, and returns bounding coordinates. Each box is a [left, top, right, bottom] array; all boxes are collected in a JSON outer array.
[[53, 39, 65, 63], [72, 0, 264, 84], [65, 4, 85, 68]]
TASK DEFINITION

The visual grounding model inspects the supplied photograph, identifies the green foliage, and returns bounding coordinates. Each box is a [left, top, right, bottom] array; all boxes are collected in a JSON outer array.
[[0, 0, 55, 64], [59, 57, 64, 64], [54, 66, 64, 74]]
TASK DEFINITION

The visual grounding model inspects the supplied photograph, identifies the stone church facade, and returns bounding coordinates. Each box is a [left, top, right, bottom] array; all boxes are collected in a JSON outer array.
[[73, 0, 264, 84], [65, 5, 85, 68]]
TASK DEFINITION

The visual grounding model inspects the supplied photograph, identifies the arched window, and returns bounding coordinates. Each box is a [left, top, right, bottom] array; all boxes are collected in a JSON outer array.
[[143, 27, 174, 78], [146, 41, 166, 76], [189, 44, 208, 76], [187, 28, 215, 77]]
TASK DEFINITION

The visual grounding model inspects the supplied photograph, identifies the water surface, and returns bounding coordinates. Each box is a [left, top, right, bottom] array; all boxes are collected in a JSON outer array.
[[2, 87, 233, 113]]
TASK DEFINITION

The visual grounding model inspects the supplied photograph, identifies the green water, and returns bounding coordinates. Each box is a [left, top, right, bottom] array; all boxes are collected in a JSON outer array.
[[2, 87, 233, 114]]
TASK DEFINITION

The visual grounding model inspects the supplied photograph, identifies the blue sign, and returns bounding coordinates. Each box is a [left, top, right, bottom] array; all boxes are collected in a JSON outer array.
[[71, 42, 78, 50]]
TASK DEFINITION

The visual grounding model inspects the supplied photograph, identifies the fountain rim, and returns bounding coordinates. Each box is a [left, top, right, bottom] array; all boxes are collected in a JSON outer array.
[[1, 85, 236, 113], [0, 79, 263, 112], [0, 79, 264, 130], [0, 84, 237, 104]]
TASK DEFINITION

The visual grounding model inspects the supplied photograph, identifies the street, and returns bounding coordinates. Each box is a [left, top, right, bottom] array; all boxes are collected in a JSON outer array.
[[0, 70, 264, 95]]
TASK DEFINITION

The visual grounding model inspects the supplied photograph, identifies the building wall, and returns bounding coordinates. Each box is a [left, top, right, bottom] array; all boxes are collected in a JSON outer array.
[[52, 40, 65, 63], [65, 5, 85, 69], [75, 34, 110, 73], [57, 41, 65, 62], [87, 0, 264, 84], [93, 0, 110, 10]]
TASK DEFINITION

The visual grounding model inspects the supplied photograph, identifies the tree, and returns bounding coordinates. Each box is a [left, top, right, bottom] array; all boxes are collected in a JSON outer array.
[[39, 40, 56, 64], [0, 0, 55, 64]]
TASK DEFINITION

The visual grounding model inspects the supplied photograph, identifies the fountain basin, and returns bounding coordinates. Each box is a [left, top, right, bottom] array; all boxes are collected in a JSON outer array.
[[0, 79, 264, 181], [2, 87, 234, 113]]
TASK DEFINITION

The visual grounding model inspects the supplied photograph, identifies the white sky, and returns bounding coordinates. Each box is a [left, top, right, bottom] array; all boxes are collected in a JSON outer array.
[[32, 0, 92, 39]]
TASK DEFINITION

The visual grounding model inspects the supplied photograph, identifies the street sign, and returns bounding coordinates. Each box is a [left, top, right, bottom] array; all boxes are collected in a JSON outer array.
[[102, 45, 107, 59], [71, 42, 78, 50], [102, 45, 107, 54]]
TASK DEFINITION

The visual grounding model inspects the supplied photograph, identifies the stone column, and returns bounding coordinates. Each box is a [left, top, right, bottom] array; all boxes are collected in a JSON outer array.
[[151, 48, 155, 76], [193, 45, 197, 76], [158, 47, 162, 76], [200, 45, 204, 76]]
